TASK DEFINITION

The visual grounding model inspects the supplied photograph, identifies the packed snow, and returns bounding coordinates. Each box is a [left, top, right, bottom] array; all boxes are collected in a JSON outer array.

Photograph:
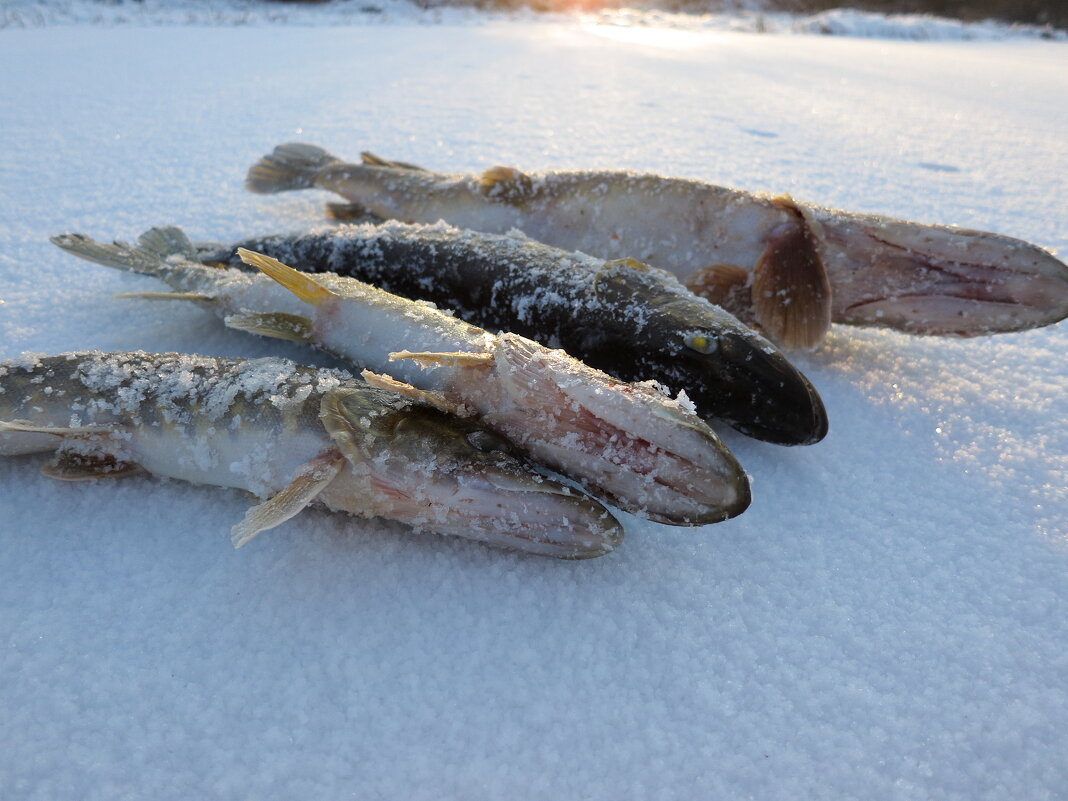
[[1, 13, 1066, 801]]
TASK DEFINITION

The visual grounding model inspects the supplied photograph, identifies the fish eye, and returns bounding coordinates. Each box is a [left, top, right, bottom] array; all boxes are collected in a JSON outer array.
[[466, 429, 509, 453], [684, 333, 718, 354]]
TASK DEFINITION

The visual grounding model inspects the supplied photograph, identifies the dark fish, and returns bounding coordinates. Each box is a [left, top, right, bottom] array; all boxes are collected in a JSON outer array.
[[196, 220, 829, 446]]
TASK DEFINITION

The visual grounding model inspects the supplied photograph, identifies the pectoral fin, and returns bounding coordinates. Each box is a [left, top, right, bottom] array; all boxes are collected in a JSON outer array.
[[360, 369, 464, 416], [325, 201, 382, 222], [224, 311, 315, 343], [230, 450, 346, 548], [685, 264, 753, 320], [237, 249, 335, 307], [41, 450, 142, 481], [752, 197, 832, 349], [0, 420, 105, 437], [117, 291, 216, 303], [388, 349, 494, 368]]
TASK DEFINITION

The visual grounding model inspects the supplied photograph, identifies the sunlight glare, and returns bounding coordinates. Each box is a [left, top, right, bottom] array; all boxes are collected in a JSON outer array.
[[583, 23, 710, 49]]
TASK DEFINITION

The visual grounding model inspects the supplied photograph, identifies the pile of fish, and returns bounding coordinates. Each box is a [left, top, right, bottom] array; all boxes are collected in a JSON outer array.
[[4, 141, 1066, 558]]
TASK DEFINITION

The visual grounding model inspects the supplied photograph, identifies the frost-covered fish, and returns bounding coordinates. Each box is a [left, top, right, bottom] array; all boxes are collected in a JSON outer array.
[[0, 351, 623, 557], [196, 221, 828, 446], [51, 229, 750, 526], [245, 144, 1068, 349]]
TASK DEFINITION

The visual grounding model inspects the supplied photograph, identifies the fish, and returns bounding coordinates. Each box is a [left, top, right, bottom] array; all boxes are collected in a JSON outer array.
[[245, 143, 1068, 349], [194, 220, 829, 446], [0, 351, 623, 558], [51, 228, 751, 526]]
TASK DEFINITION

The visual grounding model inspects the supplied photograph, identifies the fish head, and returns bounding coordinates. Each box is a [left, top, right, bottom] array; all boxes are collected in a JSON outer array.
[[628, 292, 828, 446], [489, 334, 752, 526], [318, 387, 622, 558], [592, 262, 828, 446], [805, 209, 1068, 336]]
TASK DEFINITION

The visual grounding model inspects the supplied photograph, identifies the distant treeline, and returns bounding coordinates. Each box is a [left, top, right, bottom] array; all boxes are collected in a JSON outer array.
[[269, 0, 1066, 27], [767, 0, 1065, 27]]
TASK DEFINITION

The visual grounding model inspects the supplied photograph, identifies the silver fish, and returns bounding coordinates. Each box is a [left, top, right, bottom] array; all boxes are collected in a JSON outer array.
[[0, 351, 622, 558], [51, 229, 751, 526], [245, 143, 1068, 349]]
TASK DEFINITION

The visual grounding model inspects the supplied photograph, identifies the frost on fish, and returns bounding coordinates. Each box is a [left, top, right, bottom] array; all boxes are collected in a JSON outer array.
[[236, 249, 751, 526], [0, 351, 623, 559], [244, 143, 1068, 347], [196, 220, 829, 446], [49, 230, 751, 526]]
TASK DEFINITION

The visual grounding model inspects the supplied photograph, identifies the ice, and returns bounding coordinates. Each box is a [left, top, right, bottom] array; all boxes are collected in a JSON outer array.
[[1, 12, 1066, 801]]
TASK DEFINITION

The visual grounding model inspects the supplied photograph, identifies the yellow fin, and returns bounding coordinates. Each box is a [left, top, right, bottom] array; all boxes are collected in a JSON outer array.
[[41, 450, 142, 481], [388, 349, 494, 368], [230, 450, 346, 548], [360, 370, 463, 416], [478, 166, 533, 204], [752, 210, 832, 349], [237, 248, 334, 307]]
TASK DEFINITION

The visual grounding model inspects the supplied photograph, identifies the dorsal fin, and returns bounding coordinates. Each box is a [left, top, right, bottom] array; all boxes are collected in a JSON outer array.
[[359, 151, 429, 171], [136, 226, 198, 261], [478, 166, 534, 204]]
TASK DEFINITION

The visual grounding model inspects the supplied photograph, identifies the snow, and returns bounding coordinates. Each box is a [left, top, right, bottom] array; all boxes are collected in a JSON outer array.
[[1, 14, 1067, 801]]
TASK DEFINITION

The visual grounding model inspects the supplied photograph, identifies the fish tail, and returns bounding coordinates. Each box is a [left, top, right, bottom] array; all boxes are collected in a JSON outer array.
[[50, 226, 197, 275], [245, 143, 340, 194]]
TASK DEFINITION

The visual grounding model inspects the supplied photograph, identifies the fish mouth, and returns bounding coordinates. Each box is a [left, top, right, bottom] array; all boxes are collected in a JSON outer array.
[[361, 467, 624, 559], [319, 388, 623, 558], [808, 211, 1068, 336], [701, 331, 829, 446], [484, 334, 752, 526]]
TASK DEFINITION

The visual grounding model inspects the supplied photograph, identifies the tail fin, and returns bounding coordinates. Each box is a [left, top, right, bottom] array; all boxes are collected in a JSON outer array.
[[245, 143, 340, 194], [50, 226, 197, 275]]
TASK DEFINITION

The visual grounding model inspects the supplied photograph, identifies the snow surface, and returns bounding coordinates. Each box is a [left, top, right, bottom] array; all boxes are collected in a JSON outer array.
[[1, 17, 1066, 801]]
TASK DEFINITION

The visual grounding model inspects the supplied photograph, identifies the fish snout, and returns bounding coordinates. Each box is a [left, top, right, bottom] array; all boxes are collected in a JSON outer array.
[[703, 332, 829, 446]]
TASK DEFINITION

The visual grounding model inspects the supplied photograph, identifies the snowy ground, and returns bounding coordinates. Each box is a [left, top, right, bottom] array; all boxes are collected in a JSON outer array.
[[1, 17, 1066, 801]]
